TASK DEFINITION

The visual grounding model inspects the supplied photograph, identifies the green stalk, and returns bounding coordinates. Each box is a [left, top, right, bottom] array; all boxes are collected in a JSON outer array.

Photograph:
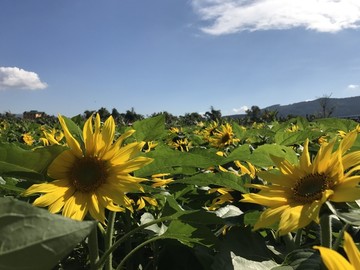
[[95, 215, 175, 269], [104, 211, 117, 270], [116, 236, 163, 270], [320, 214, 333, 248], [332, 223, 349, 251], [294, 228, 303, 248], [282, 233, 295, 251], [88, 226, 100, 269]]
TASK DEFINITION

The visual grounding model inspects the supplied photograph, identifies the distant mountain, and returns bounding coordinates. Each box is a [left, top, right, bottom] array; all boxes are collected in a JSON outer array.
[[228, 96, 360, 119]]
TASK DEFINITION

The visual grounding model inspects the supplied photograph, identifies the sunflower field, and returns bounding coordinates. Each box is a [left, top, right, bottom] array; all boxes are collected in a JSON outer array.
[[1, 113, 360, 270]]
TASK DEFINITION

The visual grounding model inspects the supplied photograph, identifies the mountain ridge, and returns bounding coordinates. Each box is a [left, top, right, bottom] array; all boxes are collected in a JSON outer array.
[[229, 96, 360, 119]]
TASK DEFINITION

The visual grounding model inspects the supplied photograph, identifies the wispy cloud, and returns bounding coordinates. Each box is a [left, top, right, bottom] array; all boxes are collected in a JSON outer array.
[[192, 0, 360, 35], [347, 84, 360, 89], [0, 67, 48, 90], [232, 105, 248, 114]]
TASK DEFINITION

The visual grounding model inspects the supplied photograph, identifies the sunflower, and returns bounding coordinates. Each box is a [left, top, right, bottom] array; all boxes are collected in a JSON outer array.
[[314, 232, 360, 270], [22, 132, 35, 146], [209, 123, 240, 148], [241, 130, 360, 235], [22, 114, 153, 223]]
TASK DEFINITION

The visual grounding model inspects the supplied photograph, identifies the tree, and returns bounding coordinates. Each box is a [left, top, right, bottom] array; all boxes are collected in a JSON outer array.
[[205, 106, 222, 122], [179, 112, 205, 126], [84, 110, 95, 119], [122, 107, 144, 124], [317, 93, 335, 118], [97, 107, 111, 120], [246, 105, 262, 122]]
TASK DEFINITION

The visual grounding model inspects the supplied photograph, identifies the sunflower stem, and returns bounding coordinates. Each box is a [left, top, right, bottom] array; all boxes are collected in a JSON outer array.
[[320, 214, 333, 248], [294, 228, 303, 248], [88, 226, 100, 269], [282, 233, 295, 251], [332, 223, 349, 251], [116, 236, 163, 270], [95, 215, 175, 269], [104, 211, 116, 270]]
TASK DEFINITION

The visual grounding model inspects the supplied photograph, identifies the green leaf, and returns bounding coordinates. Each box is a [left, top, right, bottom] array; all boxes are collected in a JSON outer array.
[[0, 197, 96, 270], [274, 130, 323, 146], [280, 249, 322, 270], [0, 143, 65, 182], [135, 145, 223, 177], [212, 226, 277, 269], [160, 219, 217, 248], [224, 144, 298, 168], [177, 171, 249, 193], [132, 114, 166, 141], [326, 202, 360, 225], [315, 118, 357, 133], [62, 115, 85, 150]]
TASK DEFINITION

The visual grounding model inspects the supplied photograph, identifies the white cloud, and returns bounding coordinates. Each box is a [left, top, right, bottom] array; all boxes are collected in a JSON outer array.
[[348, 84, 360, 89], [0, 67, 48, 90], [192, 0, 360, 35], [232, 105, 248, 113]]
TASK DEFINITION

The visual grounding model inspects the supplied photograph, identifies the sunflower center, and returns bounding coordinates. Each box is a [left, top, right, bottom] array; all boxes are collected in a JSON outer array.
[[221, 133, 231, 144], [292, 173, 330, 203], [69, 156, 108, 192]]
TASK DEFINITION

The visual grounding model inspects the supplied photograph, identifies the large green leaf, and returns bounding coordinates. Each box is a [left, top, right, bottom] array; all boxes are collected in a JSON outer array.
[[176, 171, 249, 193], [0, 197, 96, 270], [274, 249, 322, 270], [0, 143, 65, 182], [132, 114, 167, 141], [315, 118, 357, 133], [274, 130, 323, 146], [224, 144, 298, 168], [211, 226, 278, 270], [135, 145, 223, 177], [157, 196, 222, 247]]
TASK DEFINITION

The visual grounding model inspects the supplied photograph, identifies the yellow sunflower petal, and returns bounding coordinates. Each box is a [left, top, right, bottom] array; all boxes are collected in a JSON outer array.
[[254, 205, 289, 231], [314, 246, 354, 270], [88, 193, 105, 223], [47, 150, 77, 179], [63, 192, 88, 221], [241, 193, 288, 207], [344, 232, 360, 268], [100, 116, 115, 149], [112, 156, 153, 173], [58, 115, 83, 158], [83, 114, 95, 155]]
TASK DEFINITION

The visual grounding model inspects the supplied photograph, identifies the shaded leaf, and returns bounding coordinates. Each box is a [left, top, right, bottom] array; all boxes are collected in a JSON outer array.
[[0, 197, 96, 270], [0, 143, 65, 182]]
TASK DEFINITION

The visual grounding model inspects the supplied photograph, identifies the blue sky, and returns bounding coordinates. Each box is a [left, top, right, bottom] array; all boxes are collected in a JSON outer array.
[[1, 0, 360, 117]]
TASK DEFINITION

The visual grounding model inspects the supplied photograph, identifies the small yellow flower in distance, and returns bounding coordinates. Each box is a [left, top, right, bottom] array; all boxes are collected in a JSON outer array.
[[234, 161, 257, 179], [23, 114, 153, 223], [241, 130, 360, 235], [169, 127, 181, 134], [317, 136, 327, 145], [142, 141, 158, 153], [314, 232, 360, 270], [170, 138, 192, 152], [136, 196, 158, 211], [207, 187, 234, 210], [22, 132, 34, 146], [41, 128, 65, 146], [209, 123, 240, 148], [286, 124, 299, 132], [151, 173, 174, 188]]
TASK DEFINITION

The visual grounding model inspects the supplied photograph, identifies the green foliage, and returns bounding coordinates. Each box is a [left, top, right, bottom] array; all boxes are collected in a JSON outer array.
[[0, 143, 64, 183], [1, 114, 360, 269], [0, 197, 96, 270]]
